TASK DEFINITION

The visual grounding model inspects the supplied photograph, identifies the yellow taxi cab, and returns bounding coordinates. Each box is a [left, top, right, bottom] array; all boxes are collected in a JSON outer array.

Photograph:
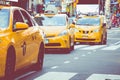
[[0, 5, 45, 79], [34, 13, 75, 53], [74, 14, 107, 45]]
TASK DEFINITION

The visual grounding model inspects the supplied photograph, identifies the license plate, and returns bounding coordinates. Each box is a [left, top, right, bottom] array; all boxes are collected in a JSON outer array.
[[82, 35, 88, 38]]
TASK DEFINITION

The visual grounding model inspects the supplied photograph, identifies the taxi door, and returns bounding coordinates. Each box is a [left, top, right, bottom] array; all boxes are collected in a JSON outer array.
[[12, 9, 32, 69], [20, 9, 41, 65]]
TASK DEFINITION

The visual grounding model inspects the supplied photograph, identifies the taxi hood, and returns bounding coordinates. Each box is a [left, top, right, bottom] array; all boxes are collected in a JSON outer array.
[[0, 29, 9, 37], [41, 26, 67, 36], [76, 25, 100, 30]]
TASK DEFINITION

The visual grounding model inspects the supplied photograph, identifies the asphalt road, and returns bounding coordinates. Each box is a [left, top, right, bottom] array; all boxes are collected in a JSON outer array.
[[15, 28, 120, 80]]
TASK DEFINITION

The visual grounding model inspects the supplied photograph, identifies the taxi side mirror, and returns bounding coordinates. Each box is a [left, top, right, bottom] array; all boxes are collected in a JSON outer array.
[[15, 22, 29, 30], [69, 23, 75, 28]]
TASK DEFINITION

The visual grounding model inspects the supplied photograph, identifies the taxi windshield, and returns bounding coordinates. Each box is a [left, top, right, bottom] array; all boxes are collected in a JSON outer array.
[[76, 17, 100, 26], [40, 15, 66, 26], [0, 9, 10, 29]]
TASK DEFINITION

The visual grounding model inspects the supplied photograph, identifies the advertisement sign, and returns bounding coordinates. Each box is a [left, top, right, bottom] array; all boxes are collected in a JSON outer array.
[[76, 4, 99, 14]]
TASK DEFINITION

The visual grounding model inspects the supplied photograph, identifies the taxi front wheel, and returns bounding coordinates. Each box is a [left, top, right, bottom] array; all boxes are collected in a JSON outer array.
[[5, 47, 16, 80], [100, 34, 107, 45]]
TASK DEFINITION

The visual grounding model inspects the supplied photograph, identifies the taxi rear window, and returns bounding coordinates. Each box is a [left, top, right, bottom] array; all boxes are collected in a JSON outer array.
[[39, 16, 66, 26], [0, 9, 10, 29]]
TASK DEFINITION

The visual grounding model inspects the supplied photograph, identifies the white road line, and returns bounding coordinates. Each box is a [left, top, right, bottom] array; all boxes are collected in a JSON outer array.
[[102, 44, 120, 50], [34, 72, 77, 80], [87, 74, 120, 80], [108, 38, 120, 40], [64, 61, 70, 64], [81, 45, 106, 50], [15, 71, 36, 80], [75, 45, 88, 49], [114, 41, 120, 45], [87, 52, 92, 54], [50, 66, 59, 69], [81, 54, 86, 57], [74, 57, 79, 60]]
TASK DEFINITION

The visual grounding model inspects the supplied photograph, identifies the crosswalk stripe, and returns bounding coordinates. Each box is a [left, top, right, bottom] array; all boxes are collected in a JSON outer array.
[[86, 74, 120, 80], [81, 45, 106, 50], [34, 72, 77, 80], [75, 44, 120, 51], [101, 44, 120, 50], [75, 45, 88, 49]]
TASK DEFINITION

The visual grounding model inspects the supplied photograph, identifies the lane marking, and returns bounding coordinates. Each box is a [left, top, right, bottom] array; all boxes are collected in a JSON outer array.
[[50, 66, 59, 69], [87, 74, 120, 80], [87, 52, 92, 54], [15, 71, 36, 80], [34, 72, 77, 80], [75, 45, 88, 49], [102, 44, 120, 50], [81, 54, 86, 57], [74, 57, 79, 60], [81, 45, 106, 50], [107, 38, 120, 40], [64, 61, 70, 64], [114, 41, 120, 45]]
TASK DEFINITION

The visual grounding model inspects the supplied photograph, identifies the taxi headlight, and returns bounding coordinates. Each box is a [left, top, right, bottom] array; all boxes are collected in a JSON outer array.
[[58, 30, 68, 36], [93, 29, 99, 32]]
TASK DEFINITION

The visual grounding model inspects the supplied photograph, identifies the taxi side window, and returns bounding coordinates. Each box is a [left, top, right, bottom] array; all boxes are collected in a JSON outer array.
[[20, 10, 33, 27], [13, 10, 24, 29]]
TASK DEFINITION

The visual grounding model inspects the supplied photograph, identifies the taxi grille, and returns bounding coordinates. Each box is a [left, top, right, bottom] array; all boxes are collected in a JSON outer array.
[[45, 43, 61, 46], [76, 38, 95, 41], [83, 31, 89, 34]]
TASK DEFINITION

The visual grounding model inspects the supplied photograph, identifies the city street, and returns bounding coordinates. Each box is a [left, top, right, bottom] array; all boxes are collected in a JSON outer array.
[[15, 28, 120, 80]]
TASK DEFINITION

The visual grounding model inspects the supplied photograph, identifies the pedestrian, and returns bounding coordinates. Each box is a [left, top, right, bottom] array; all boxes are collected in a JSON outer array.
[[111, 12, 117, 27], [116, 10, 120, 27]]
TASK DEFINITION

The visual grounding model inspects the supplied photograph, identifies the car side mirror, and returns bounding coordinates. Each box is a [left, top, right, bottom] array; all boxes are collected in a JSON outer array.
[[69, 23, 75, 28], [15, 22, 29, 30]]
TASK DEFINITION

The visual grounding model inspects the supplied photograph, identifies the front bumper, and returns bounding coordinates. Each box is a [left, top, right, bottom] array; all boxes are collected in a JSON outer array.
[[74, 32, 101, 43], [45, 35, 69, 49]]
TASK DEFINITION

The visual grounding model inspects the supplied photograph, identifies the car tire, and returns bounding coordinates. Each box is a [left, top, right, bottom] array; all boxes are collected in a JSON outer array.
[[99, 34, 104, 45], [34, 43, 44, 71], [103, 33, 107, 45], [65, 37, 72, 53], [5, 47, 15, 80], [70, 40, 74, 51], [71, 45, 74, 51]]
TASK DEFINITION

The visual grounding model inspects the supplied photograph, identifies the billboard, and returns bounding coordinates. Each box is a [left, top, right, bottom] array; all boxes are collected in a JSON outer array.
[[76, 4, 99, 14]]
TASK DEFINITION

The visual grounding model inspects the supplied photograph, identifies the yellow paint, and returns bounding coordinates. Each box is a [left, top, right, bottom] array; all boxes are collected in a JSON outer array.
[[0, 5, 44, 78]]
